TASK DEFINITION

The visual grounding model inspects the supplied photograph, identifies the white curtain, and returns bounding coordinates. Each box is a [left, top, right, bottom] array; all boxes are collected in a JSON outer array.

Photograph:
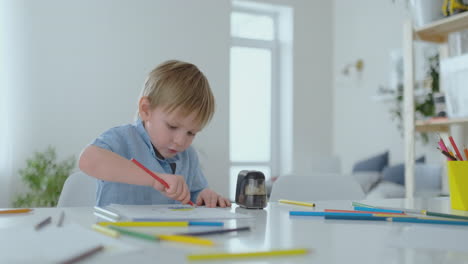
[[0, 0, 15, 206]]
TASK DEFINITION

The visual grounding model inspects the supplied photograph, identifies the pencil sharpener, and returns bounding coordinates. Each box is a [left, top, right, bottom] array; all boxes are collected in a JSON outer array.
[[235, 170, 267, 209]]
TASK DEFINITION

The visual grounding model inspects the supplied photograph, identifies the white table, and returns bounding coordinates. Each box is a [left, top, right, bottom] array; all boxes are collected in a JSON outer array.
[[2, 198, 468, 263]]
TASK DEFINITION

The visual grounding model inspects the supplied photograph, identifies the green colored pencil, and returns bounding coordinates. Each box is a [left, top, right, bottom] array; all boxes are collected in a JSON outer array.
[[424, 210, 468, 221], [107, 225, 158, 241]]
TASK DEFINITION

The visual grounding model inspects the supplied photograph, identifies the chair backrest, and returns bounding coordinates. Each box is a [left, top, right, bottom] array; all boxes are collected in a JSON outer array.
[[293, 155, 342, 175], [269, 172, 365, 202], [57, 171, 96, 207]]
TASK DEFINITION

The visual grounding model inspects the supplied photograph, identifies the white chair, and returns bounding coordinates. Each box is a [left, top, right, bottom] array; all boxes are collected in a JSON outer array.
[[269, 172, 365, 202], [57, 171, 96, 207]]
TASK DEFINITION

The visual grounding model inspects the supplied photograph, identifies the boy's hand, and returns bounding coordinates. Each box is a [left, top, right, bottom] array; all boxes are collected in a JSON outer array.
[[154, 173, 191, 205], [196, 189, 231, 208]]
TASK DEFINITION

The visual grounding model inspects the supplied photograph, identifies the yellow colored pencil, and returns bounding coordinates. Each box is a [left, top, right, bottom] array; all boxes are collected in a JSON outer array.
[[279, 199, 315, 207], [158, 234, 215, 247], [97, 221, 189, 227], [187, 248, 310, 261], [0, 208, 32, 214], [92, 224, 120, 238]]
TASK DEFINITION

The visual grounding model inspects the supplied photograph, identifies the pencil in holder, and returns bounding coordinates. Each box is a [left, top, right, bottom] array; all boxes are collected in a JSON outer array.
[[447, 161, 468, 211]]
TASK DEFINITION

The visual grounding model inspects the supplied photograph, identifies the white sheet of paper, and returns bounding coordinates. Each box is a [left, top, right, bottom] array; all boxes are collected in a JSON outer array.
[[386, 225, 468, 253], [0, 223, 138, 263], [107, 204, 252, 220]]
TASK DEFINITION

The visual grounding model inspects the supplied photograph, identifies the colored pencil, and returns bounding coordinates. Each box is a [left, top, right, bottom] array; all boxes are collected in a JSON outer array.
[[326, 214, 468, 226], [279, 199, 315, 207], [107, 225, 158, 241], [131, 158, 195, 206], [187, 248, 310, 261], [35, 216, 52, 231], [177, 226, 251, 236], [353, 206, 404, 214], [389, 217, 468, 226], [158, 234, 215, 246], [449, 136, 464, 161], [351, 202, 425, 214], [423, 210, 468, 221], [352, 202, 468, 221], [98, 221, 223, 227], [187, 221, 224, 226], [290, 211, 376, 217], [325, 209, 405, 215], [57, 211, 65, 227], [0, 208, 32, 214], [98, 221, 189, 227], [325, 215, 387, 221], [439, 137, 449, 153], [464, 147, 468, 160], [59, 245, 104, 264], [92, 224, 120, 238], [440, 149, 457, 161]]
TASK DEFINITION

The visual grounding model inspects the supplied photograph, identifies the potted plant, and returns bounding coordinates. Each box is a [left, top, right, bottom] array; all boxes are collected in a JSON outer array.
[[13, 146, 75, 207], [378, 53, 440, 143]]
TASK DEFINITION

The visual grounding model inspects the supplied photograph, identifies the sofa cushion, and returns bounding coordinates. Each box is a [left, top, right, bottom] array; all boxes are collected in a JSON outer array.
[[352, 151, 389, 173], [381, 156, 425, 185], [352, 171, 382, 193]]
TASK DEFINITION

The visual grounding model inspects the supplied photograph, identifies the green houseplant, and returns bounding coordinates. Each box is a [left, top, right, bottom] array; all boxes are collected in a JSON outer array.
[[379, 53, 440, 144], [13, 147, 75, 207]]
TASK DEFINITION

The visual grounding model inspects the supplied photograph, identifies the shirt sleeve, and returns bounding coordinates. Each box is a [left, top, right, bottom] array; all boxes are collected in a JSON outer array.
[[91, 127, 130, 159], [188, 147, 209, 202]]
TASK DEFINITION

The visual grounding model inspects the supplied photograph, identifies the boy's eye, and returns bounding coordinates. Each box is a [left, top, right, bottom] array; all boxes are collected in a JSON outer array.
[[188, 131, 196, 137], [167, 124, 177, 129]]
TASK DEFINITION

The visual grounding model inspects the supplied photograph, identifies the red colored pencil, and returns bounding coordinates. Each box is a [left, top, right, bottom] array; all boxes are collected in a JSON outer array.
[[131, 158, 194, 206], [464, 147, 468, 161], [449, 136, 464, 161]]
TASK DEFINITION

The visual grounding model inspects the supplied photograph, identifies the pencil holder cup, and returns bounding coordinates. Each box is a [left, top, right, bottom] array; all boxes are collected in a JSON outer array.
[[447, 161, 468, 211]]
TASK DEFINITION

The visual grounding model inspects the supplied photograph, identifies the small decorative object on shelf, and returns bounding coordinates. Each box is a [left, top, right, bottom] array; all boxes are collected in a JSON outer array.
[[442, 0, 468, 17]]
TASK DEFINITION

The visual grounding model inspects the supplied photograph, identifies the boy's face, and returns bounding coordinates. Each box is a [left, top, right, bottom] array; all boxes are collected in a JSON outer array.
[[142, 105, 201, 159]]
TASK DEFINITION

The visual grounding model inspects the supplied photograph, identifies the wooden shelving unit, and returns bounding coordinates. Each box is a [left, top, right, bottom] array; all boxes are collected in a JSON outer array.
[[415, 118, 468, 133], [404, 12, 468, 198]]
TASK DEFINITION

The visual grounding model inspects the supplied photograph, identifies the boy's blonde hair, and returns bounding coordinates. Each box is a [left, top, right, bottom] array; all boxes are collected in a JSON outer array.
[[140, 60, 215, 129]]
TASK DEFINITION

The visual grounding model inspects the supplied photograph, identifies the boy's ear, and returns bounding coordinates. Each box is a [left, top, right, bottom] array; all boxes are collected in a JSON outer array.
[[139, 97, 151, 121]]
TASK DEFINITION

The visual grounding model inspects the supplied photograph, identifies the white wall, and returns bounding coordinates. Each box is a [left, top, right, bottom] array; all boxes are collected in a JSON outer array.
[[252, 0, 333, 172], [4, 0, 231, 206], [3, 0, 334, 206], [332, 0, 439, 173]]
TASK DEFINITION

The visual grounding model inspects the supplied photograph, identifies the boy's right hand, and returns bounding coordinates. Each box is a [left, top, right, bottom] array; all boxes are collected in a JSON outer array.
[[153, 173, 191, 205]]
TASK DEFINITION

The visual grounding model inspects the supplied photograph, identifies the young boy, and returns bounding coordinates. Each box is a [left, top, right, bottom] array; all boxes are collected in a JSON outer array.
[[79, 60, 231, 208]]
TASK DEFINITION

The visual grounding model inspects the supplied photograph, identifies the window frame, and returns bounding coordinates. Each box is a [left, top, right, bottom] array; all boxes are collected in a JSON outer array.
[[229, 7, 281, 197]]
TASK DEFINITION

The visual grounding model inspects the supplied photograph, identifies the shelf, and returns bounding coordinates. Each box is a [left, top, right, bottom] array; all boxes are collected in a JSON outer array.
[[415, 117, 468, 133], [416, 11, 468, 43]]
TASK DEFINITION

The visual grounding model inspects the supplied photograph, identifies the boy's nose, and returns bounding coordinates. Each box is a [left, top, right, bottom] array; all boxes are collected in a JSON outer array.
[[173, 133, 187, 146]]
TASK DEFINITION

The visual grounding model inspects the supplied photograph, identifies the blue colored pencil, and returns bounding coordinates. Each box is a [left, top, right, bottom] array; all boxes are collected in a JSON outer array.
[[188, 221, 224, 226], [324, 215, 388, 221], [290, 211, 375, 217], [390, 217, 468, 226], [353, 206, 404, 214], [325, 215, 468, 226]]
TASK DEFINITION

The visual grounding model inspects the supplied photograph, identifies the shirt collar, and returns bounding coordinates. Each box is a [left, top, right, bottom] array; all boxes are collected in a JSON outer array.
[[134, 118, 180, 163]]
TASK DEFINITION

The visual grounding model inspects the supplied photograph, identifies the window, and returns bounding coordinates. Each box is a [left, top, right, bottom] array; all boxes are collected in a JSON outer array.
[[229, 1, 293, 200]]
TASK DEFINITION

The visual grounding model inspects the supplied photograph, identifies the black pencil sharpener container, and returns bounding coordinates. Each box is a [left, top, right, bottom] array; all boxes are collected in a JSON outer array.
[[235, 170, 267, 209]]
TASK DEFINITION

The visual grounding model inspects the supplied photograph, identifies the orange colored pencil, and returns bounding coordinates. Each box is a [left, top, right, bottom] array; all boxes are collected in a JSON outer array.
[[0, 208, 32, 214], [324, 209, 405, 215], [464, 147, 468, 161]]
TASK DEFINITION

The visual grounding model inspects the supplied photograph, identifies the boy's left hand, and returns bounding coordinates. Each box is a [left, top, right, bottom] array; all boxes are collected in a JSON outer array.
[[196, 189, 231, 208]]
